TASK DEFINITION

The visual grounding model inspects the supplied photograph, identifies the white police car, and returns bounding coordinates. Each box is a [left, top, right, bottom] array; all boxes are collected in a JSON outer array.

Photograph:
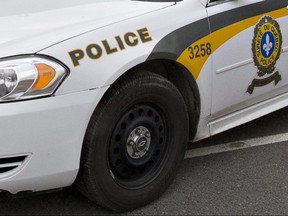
[[0, 0, 287, 212]]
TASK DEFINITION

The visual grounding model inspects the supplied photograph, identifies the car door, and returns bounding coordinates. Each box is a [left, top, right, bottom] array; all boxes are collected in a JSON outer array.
[[207, 0, 288, 118]]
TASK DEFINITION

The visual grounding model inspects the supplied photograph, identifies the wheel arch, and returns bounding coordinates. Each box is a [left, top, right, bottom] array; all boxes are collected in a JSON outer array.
[[106, 59, 201, 141]]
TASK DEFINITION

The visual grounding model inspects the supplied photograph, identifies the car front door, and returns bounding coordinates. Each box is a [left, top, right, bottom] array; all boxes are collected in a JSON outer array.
[[207, 0, 288, 119]]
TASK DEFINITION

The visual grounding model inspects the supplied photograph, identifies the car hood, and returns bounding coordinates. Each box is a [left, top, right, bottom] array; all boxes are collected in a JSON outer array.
[[0, 0, 175, 58]]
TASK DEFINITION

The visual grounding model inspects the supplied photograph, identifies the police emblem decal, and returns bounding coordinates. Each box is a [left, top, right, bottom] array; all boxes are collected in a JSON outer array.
[[247, 16, 282, 94]]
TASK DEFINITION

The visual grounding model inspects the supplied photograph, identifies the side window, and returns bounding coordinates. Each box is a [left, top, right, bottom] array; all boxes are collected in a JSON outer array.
[[208, 0, 233, 5]]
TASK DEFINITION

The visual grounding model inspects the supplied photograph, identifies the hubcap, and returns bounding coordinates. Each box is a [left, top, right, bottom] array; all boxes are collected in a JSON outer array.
[[126, 126, 151, 159]]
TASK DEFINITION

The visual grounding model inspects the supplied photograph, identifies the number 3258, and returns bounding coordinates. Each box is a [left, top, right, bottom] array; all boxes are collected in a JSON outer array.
[[188, 43, 212, 60]]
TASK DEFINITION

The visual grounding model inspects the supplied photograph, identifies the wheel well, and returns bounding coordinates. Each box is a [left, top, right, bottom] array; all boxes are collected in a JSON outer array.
[[114, 60, 200, 141]]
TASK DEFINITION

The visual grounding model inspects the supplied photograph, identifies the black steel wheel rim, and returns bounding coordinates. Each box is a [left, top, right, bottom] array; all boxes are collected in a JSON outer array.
[[108, 104, 168, 189]]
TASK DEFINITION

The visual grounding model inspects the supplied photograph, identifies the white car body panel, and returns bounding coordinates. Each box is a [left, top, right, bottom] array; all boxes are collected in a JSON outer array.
[[0, 0, 174, 57], [0, 88, 108, 193], [41, 1, 207, 94], [210, 0, 288, 115]]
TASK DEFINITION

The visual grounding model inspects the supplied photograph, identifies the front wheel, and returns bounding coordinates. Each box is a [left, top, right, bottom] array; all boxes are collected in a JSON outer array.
[[76, 71, 189, 212]]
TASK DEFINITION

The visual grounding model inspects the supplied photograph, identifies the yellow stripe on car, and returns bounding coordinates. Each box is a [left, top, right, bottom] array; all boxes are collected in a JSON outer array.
[[177, 8, 288, 80]]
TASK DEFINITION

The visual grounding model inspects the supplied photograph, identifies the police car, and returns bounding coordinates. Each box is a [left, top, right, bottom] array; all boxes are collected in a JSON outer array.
[[0, 0, 287, 212]]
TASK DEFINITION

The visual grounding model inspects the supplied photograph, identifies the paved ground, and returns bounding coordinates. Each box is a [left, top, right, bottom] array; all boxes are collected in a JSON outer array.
[[2, 107, 288, 215]]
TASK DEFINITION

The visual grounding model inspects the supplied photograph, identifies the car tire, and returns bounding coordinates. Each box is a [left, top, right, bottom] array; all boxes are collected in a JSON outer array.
[[76, 70, 189, 212]]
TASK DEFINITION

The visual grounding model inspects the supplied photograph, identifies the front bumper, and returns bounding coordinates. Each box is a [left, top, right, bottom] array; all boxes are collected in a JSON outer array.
[[0, 88, 103, 194]]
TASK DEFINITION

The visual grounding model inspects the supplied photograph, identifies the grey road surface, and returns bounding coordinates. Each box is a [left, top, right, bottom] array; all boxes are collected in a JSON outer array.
[[1, 107, 288, 215]]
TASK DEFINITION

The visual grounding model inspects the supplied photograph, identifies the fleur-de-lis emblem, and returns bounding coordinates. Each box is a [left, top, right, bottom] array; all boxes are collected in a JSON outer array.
[[263, 33, 273, 56]]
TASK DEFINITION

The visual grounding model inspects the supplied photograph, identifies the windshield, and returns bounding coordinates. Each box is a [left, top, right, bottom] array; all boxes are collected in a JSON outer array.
[[133, 0, 181, 2]]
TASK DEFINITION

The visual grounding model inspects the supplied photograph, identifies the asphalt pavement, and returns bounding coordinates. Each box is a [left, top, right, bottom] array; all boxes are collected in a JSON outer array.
[[1, 107, 288, 215]]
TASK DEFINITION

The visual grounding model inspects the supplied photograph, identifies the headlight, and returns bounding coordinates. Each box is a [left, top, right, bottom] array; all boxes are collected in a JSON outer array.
[[0, 56, 68, 102]]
